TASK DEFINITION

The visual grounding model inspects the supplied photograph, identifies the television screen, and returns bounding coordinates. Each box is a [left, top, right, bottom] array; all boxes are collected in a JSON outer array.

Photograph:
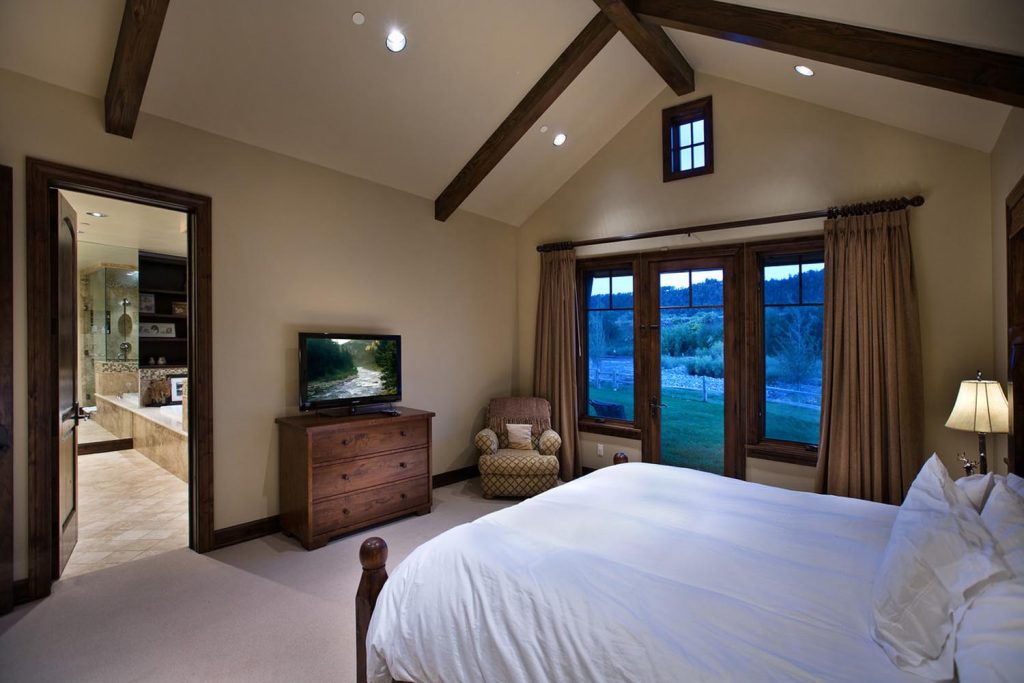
[[299, 333, 401, 411]]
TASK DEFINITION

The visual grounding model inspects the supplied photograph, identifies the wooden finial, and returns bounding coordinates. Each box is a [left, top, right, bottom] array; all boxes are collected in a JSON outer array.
[[359, 537, 388, 570], [613, 452, 629, 465]]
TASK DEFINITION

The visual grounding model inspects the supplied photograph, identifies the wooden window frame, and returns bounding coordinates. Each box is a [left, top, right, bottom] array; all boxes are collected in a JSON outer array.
[[662, 96, 714, 182], [742, 237, 825, 467], [577, 255, 642, 440]]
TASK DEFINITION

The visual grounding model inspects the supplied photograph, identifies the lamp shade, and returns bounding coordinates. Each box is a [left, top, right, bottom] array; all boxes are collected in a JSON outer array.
[[945, 380, 1010, 434]]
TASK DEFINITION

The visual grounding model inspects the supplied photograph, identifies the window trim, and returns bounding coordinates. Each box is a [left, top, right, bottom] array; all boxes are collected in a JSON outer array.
[[743, 237, 825, 467], [662, 96, 714, 182], [577, 255, 641, 438]]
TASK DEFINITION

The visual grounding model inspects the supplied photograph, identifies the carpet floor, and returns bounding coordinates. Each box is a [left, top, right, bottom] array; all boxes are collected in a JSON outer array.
[[0, 478, 513, 682]]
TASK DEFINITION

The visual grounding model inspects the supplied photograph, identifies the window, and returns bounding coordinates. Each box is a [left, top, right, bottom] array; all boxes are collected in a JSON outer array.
[[761, 252, 825, 447], [581, 266, 636, 429], [662, 96, 713, 182]]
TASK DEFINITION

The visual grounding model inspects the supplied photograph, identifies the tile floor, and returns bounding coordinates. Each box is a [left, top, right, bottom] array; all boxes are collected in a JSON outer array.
[[63, 449, 189, 577]]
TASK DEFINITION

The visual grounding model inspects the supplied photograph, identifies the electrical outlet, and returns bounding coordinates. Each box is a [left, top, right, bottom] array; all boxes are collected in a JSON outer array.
[[596, 443, 604, 457]]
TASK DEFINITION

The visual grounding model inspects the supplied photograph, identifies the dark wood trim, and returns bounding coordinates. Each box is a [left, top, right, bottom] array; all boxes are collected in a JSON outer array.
[[746, 444, 818, 467], [578, 419, 642, 440], [593, 0, 694, 95], [431, 465, 479, 489], [634, 0, 1024, 108], [433, 12, 617, 222], [26, 158, 214, 602], [104, 0, 170, 137], [212, 515, 281, 550], [662, 96, 714, 182], [0, 165, 11, 615], [77, 438, 134, 456]]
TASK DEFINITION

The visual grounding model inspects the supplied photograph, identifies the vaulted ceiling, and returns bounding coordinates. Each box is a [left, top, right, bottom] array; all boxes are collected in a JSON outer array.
[[1, 0, 1021, 226]]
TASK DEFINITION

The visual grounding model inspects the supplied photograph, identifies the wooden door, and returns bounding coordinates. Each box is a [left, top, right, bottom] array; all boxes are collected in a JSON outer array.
[[1008, 173, 1024, 476], [0, 165, 12, 612], [643, 253, 742, 477], [55, 193, 79, 575]]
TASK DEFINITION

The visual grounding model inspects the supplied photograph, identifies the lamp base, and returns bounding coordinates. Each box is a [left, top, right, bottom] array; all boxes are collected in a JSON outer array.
[[978, 432, 988, 475]]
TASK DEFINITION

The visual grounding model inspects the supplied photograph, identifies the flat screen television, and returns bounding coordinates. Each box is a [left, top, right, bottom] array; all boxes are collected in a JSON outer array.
[[298, 332, 401, 413]]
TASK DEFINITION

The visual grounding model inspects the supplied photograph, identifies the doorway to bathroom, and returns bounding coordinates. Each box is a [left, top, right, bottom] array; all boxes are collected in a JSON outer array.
[[26, 159, 213, 600], [65, 191, 191, 577]]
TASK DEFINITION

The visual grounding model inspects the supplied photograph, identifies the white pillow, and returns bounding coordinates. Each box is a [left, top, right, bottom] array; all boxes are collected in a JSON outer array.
[[955, 480, 1024, 682], [1008, 472, 1024, 499], [980, 478, 1024, 575], [871, 454, 1010, 679], [955, 473, 995, 512], [505, 423, 533, 450]]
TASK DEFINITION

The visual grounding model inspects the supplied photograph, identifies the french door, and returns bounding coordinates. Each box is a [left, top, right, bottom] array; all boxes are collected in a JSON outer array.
[[642, 253, 742, 477]]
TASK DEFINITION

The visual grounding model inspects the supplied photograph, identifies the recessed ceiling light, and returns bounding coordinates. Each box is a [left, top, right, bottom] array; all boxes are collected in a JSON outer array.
[[386, 29, 406, 53], [794, 65, 815, 77], [539, 125, 549, 134], [352, 12, 365, 25], [86, 211, 107, 218], [553, 133, 567, 147]]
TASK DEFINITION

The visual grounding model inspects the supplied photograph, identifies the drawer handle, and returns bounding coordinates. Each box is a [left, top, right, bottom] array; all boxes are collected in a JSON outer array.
[[399, 462, 407, 469], [342, 438, 352, 446], [343, 508, 350, 516], [341, 473, 350, 481], [400, 493, 407, 500], [400, 430, 407, 437]]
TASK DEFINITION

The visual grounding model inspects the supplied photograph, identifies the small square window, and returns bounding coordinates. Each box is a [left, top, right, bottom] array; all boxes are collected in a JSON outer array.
[[662, 96, 713, 182]]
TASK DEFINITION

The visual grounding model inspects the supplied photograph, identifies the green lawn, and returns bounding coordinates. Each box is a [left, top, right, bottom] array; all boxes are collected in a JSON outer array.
[[587, 385, 820, 474]]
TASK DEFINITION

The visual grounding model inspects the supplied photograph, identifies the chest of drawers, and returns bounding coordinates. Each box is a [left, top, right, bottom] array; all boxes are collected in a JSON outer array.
[[276, 408, 434, 549]]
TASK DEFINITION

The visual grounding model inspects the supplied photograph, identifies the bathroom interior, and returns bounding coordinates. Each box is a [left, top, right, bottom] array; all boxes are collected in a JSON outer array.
[[65, 190, 192, 577]]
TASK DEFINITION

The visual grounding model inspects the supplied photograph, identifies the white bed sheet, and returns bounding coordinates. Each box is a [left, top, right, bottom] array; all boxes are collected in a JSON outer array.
[[367, 463, 925, 683]]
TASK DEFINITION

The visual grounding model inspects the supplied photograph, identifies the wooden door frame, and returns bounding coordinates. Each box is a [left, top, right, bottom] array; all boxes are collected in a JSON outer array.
[[1007, 171, 1024, 477], [1, 165, 13, 614], [639, 247, 744, 479], [26, 159, 213, 601]]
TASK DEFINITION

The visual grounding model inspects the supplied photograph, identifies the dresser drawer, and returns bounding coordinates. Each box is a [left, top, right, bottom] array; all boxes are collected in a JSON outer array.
[[313, 448, 428, 500], [313, 476, 429, 536], [311, 420, 429, 464]]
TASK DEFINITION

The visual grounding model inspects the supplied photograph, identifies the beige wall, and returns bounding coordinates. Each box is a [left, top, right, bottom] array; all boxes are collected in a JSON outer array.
[[515, 74, 995, 489], [989, 107, 1024, 474], [1, 68, 518, 579]]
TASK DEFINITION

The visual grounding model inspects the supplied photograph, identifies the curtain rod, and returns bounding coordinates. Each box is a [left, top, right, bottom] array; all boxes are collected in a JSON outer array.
[[536, 194, 925, 252]]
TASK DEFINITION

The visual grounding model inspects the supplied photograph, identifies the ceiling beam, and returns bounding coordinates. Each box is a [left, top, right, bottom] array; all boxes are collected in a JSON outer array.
[[634, 0, 1024, 108], [593, 0, 694, 95], [434, 12, 618, 222], [104, 0, 170, 138]]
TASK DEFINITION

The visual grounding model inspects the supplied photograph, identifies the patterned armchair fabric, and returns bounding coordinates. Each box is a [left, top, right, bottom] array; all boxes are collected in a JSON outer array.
[[475, 397, 560, 498]]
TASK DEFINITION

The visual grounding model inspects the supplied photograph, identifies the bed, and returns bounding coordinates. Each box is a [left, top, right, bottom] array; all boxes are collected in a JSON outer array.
[[355, 461, 936, 683]]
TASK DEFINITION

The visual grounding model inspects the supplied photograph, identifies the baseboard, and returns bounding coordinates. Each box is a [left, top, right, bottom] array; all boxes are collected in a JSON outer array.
[[212, 515, 281, 550], [432, 465, 478, 489], [78, 438, 134, 455], [12, 578, 30, 606]]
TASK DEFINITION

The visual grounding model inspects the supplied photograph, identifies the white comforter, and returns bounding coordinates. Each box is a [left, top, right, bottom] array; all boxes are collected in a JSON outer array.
[[367, 463, 924, 682]]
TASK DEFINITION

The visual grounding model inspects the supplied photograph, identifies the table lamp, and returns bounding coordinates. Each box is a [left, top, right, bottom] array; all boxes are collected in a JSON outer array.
[[945, 371, 1009, 475]]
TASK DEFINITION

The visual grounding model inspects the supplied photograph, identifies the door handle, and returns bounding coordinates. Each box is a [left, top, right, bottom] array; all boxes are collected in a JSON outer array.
[[650, 398, 666, 419]]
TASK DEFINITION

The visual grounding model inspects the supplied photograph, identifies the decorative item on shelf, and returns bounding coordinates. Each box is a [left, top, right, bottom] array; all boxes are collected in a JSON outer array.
[[140, 293, 155, 313], [945, 370, 1009, 475], [171, 301, 187, 316], [158, 356, 167, 365], [957, 451, 977, 476], [169, 375, 187, 405], [148, 356, 156, 365], [140, 322, 176, 338]]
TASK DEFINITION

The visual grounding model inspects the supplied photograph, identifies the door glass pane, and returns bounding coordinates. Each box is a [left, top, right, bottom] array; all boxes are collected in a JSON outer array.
[[764, 263, 799, 303], [586, 269, 635, 422], [659, 270, 725, 474], [659, 271, 689, 306], [801, 261, 825, 304]]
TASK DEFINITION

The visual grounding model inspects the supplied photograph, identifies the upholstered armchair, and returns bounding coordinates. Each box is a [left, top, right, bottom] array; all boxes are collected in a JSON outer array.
[[474, 397, 561, 499]]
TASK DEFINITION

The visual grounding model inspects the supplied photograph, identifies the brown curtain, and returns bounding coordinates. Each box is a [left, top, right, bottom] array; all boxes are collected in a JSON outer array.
[[534, 249, 580, 481], [815, 209, 924, 504]]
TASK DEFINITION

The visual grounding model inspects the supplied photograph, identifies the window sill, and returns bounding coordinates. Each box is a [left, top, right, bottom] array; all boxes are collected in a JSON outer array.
[[578, 419, 641, 440], [745, 442, 818, 467]]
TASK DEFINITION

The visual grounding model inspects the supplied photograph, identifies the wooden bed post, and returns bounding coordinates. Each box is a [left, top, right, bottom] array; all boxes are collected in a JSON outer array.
[[613, 452, 629, 465], [356, 537, 389, 683]]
